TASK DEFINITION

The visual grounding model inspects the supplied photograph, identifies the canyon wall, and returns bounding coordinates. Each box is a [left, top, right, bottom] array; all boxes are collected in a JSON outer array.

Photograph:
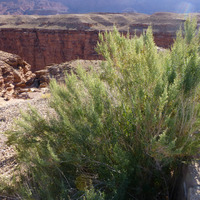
[[0, 13, 196, 71], [0, 29, 101, 71], [0, 28, 175, 72]]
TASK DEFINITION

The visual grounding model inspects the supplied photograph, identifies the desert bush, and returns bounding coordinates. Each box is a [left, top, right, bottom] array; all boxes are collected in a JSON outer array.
[[6, 18, 200, 199]]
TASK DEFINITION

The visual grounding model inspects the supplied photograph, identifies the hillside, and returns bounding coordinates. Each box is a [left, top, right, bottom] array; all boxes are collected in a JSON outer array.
[[0, 12, 191, 31], [0, 0, 68, 15]]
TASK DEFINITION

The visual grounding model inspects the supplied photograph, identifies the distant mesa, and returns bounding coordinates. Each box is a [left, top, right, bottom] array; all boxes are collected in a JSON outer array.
[[24, 9, 68, 15], [0, 0, 68, 15]]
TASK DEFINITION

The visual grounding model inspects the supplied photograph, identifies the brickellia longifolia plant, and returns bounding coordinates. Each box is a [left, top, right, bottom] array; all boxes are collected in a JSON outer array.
[[5, 18, 200, 199]]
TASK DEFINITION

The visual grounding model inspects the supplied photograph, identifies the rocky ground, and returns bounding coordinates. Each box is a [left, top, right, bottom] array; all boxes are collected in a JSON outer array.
[[0, 59, 98, 199], [0, 88, 52, 199]]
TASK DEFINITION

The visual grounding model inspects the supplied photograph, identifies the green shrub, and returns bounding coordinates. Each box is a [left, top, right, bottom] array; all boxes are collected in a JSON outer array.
[[6, 18, 200, 199]]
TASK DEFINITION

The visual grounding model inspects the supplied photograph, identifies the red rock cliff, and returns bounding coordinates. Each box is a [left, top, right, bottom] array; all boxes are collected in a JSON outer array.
[[0, 13, 196, 71], [0, 29, 101, 71]]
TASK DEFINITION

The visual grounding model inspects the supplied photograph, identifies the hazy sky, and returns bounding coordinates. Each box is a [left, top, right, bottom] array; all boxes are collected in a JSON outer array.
[[56, 0, 200, 14]]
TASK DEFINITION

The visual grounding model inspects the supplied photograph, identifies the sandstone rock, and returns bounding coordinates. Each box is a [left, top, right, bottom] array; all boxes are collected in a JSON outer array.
[[17, 92, 31, 99], [0, 50, 36, 100], [34, 69, 50, 88], [35, 70, 48, 76], [16, 88, 31, 93], [39, 82, 48, 88]]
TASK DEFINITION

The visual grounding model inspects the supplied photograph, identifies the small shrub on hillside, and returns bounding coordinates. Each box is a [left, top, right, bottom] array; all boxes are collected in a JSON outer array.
[[6, 18, 200, 199]]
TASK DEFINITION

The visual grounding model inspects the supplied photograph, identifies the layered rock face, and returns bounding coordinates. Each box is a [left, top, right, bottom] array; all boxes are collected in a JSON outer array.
[[0, 51, 35, 100], [0, 29, 101, 72], [0, 13, 198, 71]]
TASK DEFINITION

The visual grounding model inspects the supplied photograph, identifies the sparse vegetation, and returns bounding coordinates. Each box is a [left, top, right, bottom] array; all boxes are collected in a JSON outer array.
[[5, 18, 200, 199]]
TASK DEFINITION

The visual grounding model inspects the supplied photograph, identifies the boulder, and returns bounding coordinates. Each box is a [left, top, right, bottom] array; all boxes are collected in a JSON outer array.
[[34, 69, 50, 88]]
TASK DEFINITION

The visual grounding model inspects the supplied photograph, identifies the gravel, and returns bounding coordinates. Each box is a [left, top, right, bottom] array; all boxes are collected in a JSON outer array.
[[0, 97, 50, 134], [0, 93, 54, 198]]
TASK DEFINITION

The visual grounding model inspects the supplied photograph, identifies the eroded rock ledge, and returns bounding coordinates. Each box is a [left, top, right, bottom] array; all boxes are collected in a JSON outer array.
[[0, 50, 35, 100]]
